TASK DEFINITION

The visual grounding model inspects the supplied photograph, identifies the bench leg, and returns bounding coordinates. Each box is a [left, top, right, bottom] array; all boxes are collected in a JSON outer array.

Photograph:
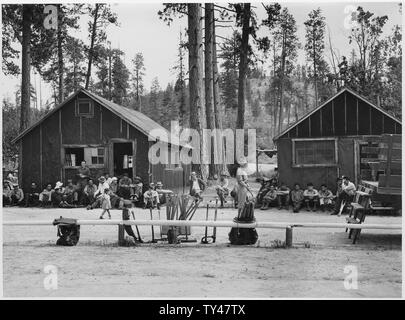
[[352, 229, 361, 244]]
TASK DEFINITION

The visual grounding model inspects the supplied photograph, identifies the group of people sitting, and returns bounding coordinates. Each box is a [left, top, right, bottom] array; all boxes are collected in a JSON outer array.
[[255, 175, 356, 214], [3, 161, 173, 210]]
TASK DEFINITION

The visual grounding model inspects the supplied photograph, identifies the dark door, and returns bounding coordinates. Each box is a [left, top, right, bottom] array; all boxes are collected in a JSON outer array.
[[113, 142, 133, 178]]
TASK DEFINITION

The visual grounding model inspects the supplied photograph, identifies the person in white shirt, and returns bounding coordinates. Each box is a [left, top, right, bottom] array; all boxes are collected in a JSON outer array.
[[94, 176, 110, 198], [87, 176, 110, 210], [332, 176, 356, 216], [303, 183, 319, 212], [143, 183, 160, 209], [189, 171, 206, 201], [215, 172, 230, 208]]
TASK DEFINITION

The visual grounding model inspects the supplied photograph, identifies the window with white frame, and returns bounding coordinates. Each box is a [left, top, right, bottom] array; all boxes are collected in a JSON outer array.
[[292, 139, 337, 166], [64, 146, 105, 167]]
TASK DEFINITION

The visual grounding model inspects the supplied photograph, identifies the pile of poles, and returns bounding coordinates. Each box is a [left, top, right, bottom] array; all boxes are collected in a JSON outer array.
[[164, 194, 201, 243], [166, 194, 200, 221]]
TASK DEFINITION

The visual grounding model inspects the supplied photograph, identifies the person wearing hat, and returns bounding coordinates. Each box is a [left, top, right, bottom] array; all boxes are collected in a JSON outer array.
[[94, 176, 110, 198], [331, 176, 356, 216], [189, 171, 206, 201], [39, 183, 53, 207], [235, 156, 253, 214], [87, 176, 109, 210], [109, 177, 118, 193], [215, 171, 230, 208], [130, 176, 143, 204], [118, 173, 132, 200], [143, 183, 160, 209], [155, 181, 172, 205]]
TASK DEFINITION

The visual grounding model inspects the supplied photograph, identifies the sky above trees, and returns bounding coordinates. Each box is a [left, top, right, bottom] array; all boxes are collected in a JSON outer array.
[[1, 1, 401, 107]]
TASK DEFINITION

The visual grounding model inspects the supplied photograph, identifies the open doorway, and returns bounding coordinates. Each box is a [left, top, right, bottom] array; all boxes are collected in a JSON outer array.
[[113, 142, 134, 178]]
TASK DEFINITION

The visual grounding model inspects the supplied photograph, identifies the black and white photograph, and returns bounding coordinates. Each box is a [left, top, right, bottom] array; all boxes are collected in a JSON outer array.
[[0, 0, 402, 303]]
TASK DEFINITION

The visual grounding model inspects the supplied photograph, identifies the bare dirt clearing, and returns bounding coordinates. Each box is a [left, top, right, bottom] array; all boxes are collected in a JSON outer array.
[[2, 206, 401, 298]]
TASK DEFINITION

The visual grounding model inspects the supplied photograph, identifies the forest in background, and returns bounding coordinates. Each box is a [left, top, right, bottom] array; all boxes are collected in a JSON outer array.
[[2, 3, 402, 178]]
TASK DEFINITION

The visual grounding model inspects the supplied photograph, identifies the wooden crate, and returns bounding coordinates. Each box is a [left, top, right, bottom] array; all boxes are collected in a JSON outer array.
[[161, 225, 191, 236]]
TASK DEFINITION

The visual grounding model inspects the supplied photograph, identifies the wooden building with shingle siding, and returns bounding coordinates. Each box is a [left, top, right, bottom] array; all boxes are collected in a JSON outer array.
[[13, 88, 190, 191], [273, 87, 401, 191]]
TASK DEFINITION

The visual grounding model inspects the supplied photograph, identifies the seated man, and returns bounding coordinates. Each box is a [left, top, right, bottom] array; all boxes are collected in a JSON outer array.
[[155, 181, 173, 205], [51, 184, 64, 207], [332, 176, 356, 216], [63, 179, 78, 205], [143, 183, 160, 209], [109, 177, 119, 194], [87, 176, 109, 210], [9, 184, 24, 206], [290, 183, 304, 213], [269, 178, 278, 188], [261, 185, 278, 210], [130, 176, 143, 204], [215, 172, 230, 208], [303, 183, 319, 212], [270, 167, 279, 185], [3, 180, 12, 206], [39, 184, 53, 207], [318, 184, 334, 212], [255, 177, 271, 208], [118, 173, 132, 199], [83, 179, 97, 206], [276, 182, 290, 210], [25, 182, 40, 207], [189, 171, 206, 201]]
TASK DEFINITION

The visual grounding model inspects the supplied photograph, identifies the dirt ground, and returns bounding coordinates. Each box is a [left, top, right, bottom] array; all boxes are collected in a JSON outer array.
[[2, 203, 401, 298]]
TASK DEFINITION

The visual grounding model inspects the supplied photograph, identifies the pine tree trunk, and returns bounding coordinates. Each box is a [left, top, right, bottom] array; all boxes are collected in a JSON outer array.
[[57, 5, 64, 103], [278, 32, 286, 134], [85, 4, 99, 89], [212, 12, 228, 176], [188, 3, 208, 179], [204, 3, 217, 178], [20, 4, 32, 132], [313, 37, 318, 106], [236, 3, 250, 129]]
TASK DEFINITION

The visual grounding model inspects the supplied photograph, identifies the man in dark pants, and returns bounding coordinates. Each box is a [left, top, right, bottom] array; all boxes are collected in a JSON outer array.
[[276, 182, 290, 210], [189, 171, 206, 201], [331, 176, 356, 216], [118, 173, 132, 199], [10, 184, 24, 206], [25, 182, 40, 207]]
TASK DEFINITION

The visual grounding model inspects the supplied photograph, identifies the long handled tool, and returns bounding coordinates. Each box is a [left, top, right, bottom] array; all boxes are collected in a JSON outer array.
[[130, 209, 144, 243], [149, 207, 157, 243], [201, 199, 218, 244]]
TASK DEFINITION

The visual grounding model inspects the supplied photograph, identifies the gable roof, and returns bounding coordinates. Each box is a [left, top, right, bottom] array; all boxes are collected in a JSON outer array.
[[273, 87, 402, 141], [12, 88, 180, 146]]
